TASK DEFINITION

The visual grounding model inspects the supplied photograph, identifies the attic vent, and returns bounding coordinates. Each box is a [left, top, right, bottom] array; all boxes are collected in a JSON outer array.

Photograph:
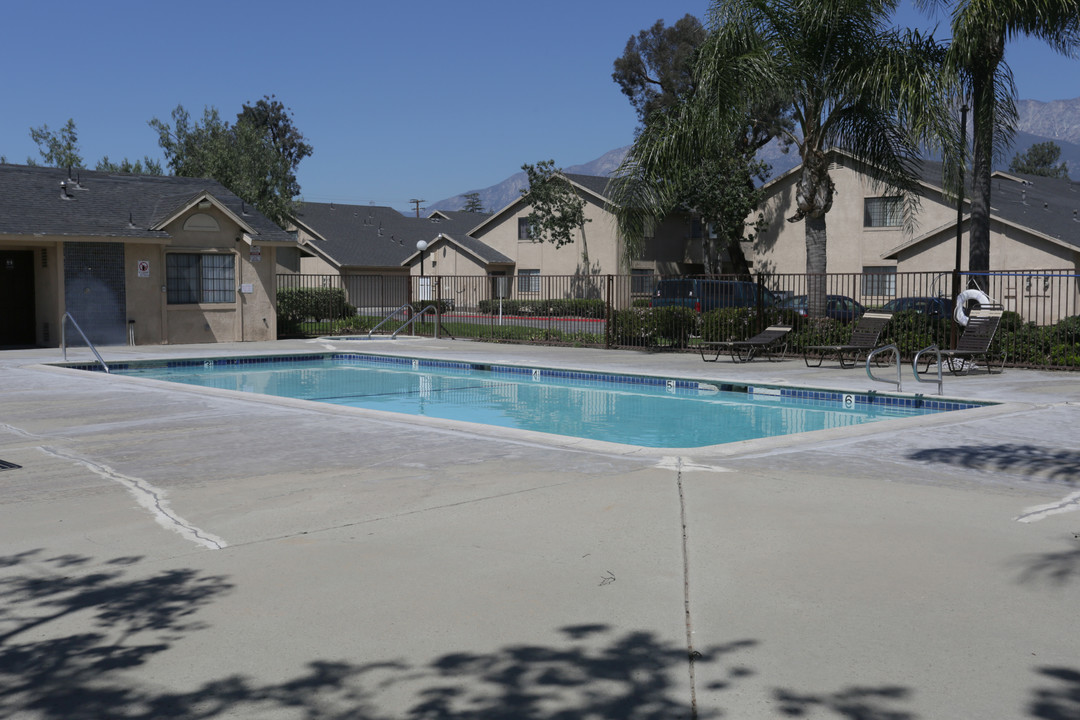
[[183, 213, 220, 232], [41, 249, 48, 268]]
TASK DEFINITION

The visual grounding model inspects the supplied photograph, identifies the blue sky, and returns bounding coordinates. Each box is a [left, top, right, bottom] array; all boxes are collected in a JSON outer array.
[[2, 0, 1077, 215]]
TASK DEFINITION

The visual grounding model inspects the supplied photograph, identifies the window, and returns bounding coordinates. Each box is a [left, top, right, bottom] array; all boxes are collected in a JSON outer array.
[[863, 197, 903, 227], [517, 218, 534, 240], [631, 269, 654, 294], [517, 269, 540, 293], [861, 266, 896, 297], [166, 253, 235, 304]]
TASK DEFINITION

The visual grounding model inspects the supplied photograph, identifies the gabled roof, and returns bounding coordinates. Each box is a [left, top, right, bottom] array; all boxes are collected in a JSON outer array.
[[883, 169, 1080, 258], [758, 148, 1080, 255], [0, 163, 295, 243], [469, 172, 613, 237], [401, 231, 514, 267], [294, 202, 495, 269]]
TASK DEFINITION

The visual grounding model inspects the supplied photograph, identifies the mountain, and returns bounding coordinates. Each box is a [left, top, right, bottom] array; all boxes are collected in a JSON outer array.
[[428, 97, 1080, 212], [426, 146, 632, 214]]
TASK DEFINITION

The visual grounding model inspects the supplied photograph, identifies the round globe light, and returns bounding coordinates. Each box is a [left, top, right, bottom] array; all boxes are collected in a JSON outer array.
[[416, 240, 428, 252]]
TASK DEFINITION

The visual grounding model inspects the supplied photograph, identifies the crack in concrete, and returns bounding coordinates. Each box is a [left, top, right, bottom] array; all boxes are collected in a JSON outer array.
[[675, 457, 700, 720], [1015, 490, 1080, 523], [37, 446, 226, 550]]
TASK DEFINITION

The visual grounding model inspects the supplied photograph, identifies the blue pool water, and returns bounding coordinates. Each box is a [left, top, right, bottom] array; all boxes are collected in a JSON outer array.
[[104, 354, 978, 448]]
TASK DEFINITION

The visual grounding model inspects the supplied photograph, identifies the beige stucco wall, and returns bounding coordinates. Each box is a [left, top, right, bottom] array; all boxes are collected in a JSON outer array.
[[752, 159, 958, 277], [1, 200, 286, 347]]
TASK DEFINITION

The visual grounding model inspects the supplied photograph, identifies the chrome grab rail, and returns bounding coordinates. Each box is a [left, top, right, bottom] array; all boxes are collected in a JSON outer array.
[[913, 345, 944, 395], [368, 303, 414, 337], [391, 305, 439, 339], [61, 312, 110, 373], [866, 344, 900, 392]]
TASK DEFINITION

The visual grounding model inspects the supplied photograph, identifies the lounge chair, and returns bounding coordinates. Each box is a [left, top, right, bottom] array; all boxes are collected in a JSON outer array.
[[803, 311, 893, 368], [700, 324, 792, 363], [922, 308, 1005, 375]]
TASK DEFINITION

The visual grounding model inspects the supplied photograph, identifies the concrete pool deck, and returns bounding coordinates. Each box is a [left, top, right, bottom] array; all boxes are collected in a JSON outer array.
[[1, 337, 1078, 719]]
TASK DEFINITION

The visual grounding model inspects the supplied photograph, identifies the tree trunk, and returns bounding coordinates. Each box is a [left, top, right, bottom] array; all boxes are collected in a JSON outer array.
[[793, 149, 833, 318], [804, 214, 828, 318], [968, 39, 1003, 293]]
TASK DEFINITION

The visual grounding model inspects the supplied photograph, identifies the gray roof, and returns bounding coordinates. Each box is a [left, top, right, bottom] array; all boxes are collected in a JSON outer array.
[[295, 202, 497, 268], [0, 163, 295, 243], [563, 173, 612, 200], [985, 171, 1080, 247]]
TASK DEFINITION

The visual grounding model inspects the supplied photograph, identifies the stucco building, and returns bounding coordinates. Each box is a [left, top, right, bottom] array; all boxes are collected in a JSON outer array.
[[0, 164, 298, 348]]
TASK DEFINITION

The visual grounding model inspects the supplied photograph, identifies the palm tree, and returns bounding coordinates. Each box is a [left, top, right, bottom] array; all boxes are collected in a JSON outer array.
[[919, 0, 1080, 289], [610, 0, 954, 317]]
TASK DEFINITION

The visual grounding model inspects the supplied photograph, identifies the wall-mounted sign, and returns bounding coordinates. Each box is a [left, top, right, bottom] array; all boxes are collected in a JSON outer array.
[[240, 283, 254, 294], [137, 260, 150, 277], [249, 245, 262, 262]]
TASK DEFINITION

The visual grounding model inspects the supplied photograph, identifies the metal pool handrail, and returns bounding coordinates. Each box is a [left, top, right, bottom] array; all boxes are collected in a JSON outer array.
[[392, 305, 440, 339], [866, 344, 900, 392], [913, 345, 944, 395], [61, 312, 110, 373], [368, 303, 414, 338]]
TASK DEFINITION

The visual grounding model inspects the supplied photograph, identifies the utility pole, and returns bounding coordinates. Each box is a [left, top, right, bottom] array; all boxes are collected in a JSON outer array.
[[409, 198, 425, 218]]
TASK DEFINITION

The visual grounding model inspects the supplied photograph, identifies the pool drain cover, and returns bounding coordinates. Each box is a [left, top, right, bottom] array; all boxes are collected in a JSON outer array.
[[0, 460, 22, 471]]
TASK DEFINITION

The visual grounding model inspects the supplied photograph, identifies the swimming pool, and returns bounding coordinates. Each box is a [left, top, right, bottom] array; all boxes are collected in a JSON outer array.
[[86, 352, 984, 448]]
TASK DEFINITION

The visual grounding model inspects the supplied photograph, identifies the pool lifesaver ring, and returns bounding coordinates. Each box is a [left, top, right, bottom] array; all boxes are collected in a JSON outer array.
[[954, 289, 991, 326]]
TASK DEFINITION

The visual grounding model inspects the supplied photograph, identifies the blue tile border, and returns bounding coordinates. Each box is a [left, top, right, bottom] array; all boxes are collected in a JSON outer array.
[[57, 352, 989, 413]]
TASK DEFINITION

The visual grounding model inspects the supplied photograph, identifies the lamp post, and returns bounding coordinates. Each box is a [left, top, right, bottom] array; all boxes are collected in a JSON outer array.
[[416, 240, 427, 278], [952, 104, 969, 349]]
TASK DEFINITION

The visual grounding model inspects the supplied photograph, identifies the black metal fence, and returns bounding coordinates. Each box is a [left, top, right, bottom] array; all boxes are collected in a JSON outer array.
[[277, 270, 1080, 370]]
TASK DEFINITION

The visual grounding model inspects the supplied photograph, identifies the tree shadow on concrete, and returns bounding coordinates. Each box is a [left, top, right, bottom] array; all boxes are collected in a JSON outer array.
[[1, 549, 761, 719], [771, 685, 915, 719], [0, 548, 233, 720], [1028, 666, 1080, 719], [1016, 538, 1080, 587], [906, 444, 1080, 484]]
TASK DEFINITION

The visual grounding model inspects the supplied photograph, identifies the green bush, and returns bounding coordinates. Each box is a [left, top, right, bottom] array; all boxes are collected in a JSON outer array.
[[877, 310, 949, 356], [700, 307, 801, 343], [652, 306, 699, 348], [278, 288, 350, 325], [610, 307, 658, 347], [476, 298, 606, 318]]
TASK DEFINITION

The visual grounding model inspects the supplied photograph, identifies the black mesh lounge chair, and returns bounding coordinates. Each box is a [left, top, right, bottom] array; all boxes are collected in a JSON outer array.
[[700, 325, 792, 363], [922, 308, 1005, 375], [803, 311, 893, 368]]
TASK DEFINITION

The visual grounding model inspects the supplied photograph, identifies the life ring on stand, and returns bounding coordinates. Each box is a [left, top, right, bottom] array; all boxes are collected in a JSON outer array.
[[954, 289, 991, 326]]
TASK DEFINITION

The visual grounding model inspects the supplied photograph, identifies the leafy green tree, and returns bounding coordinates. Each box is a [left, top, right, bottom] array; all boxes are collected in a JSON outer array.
[[96, 156, 164, 175], [150, 95, 312, 227], [612, 15, 707, 129], [29, 118, 84, 168], [612, 14, 782, 276], [462, 192, 485, 213], [613, 0, 951, 317], [917, 0, 1080, 285], [520, 160, 591, 261], [1008, 141, 1069, 178]]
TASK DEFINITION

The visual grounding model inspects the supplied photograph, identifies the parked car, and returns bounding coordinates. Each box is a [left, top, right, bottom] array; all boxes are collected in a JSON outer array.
[[650, 279, 778, 313], [880, 296, 954, 319], [777, 294, 866, 322]]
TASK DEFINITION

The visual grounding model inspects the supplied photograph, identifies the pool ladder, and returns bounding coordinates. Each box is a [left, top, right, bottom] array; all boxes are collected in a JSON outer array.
[[61, 312, 110, 373], [367, 304, 455, 340], [865, 344, 944, 395]]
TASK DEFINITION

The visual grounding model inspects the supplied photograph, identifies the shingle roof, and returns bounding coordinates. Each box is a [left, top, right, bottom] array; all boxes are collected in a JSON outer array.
[[986, 171, 1080, 247], [0, 163, 295, 243], [295, 202, 496, 268], [563, 173, 612, 200]]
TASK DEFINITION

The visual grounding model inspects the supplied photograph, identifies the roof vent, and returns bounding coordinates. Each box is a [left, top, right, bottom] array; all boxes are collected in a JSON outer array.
[[128, 211, 137, 228], [59, 180, 73, 200], [1074, 210, 1078, 222]]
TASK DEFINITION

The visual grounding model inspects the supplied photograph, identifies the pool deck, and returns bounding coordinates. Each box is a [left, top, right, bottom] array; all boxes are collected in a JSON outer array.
[[2, 337, 1079, 719]]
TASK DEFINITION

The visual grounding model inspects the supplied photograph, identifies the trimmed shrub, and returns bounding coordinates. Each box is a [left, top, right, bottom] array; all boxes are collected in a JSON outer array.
[[277, 287, 350, 336]]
